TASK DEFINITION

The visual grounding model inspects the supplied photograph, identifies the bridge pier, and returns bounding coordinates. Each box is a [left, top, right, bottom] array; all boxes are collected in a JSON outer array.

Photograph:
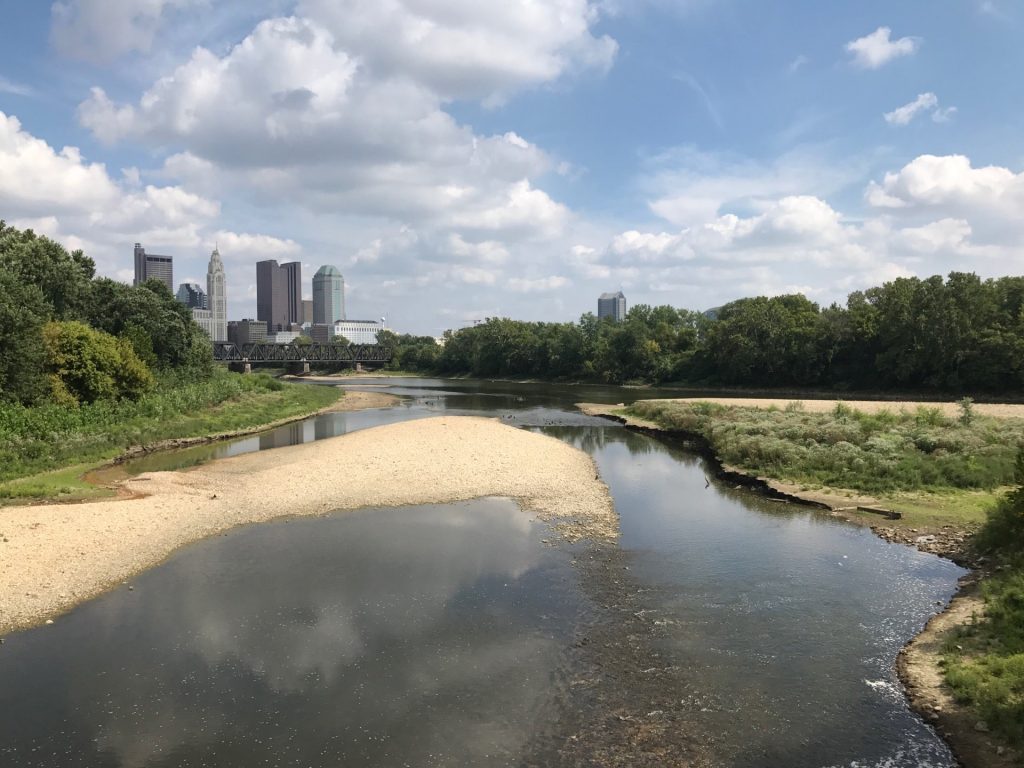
[[243, 359, 251, 374], [302, 360, 310, 375]]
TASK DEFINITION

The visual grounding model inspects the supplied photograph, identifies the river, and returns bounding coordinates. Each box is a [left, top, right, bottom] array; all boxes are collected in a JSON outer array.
[[0, 377, 964, 767]]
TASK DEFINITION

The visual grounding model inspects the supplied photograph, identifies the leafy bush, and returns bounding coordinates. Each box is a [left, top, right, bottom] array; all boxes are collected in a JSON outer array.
[[958, 397, 976, 426], [914, 405, 946, 427], [42, 321, 155, 405], [975, 450, 1024, 555]]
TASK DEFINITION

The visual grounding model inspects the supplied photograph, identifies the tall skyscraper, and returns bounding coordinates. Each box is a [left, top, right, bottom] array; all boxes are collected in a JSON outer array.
[[283, 261, 302, 327], [206, 246, 227, 342], [256, 260, 302, 331], [176, 282, 207, 309], [256, 260, 286, 331], [598, 291, 627, 322], [312, 265, 345, 325], [133, 243, 173, 292]]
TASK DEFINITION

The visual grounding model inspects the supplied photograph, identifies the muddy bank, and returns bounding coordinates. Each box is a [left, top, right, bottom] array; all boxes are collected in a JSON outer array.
[[0, 416, 615, 636]]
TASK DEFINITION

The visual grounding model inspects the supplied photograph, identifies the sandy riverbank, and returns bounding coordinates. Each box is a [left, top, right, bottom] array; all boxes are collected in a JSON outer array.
[[323, 389, 401, 410], [0, 416, 615, 636]]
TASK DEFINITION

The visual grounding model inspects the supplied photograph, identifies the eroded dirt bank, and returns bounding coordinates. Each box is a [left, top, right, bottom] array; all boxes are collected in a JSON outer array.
[[0, 416, 615, 636]]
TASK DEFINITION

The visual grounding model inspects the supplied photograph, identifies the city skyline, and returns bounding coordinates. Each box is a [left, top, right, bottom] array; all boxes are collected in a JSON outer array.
[[3, 3, 1024, 334]]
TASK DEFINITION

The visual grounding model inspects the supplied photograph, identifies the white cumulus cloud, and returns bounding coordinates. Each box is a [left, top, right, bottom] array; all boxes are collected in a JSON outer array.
[[865, 154, 1024, 213], [50, 0, 202, 63], [884, 93, 938, 125], [884, 93, 957, 126], [297, 0, 617, 102], [845, 26, 920, 69]]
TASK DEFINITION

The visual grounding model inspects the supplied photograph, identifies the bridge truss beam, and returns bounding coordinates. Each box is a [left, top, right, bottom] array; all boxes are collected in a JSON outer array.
[[212, 342, 392, 364]]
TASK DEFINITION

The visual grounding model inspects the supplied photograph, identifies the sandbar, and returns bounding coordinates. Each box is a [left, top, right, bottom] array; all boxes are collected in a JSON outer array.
[[0, 416, 615, 635]]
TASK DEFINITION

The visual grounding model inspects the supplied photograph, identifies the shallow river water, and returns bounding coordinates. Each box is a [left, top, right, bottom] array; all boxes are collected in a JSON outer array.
[[0, 378, 964, 767]]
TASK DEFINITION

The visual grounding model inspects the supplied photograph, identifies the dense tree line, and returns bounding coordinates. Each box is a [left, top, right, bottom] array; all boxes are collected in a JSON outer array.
[[393, 272, 1024, 392], [0, 222, 212, 406]]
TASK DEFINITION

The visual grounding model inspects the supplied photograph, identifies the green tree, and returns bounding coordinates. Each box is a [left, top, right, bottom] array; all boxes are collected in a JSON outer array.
[[0, 271, 50, 404], [0, 221, 95, 319], [86, 278, 212, 376], [702, 294, 824, 385], [42, 321, 155, 405]]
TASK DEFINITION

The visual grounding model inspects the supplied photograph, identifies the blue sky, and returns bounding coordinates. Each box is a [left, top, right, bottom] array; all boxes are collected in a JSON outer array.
[[1, 1, 1022, 334]]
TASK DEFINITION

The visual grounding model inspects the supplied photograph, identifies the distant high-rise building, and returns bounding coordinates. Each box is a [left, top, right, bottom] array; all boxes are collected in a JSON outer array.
[[312, 265, 345, 325], [176, 282, 207, 309], [134, 243, 173, 292], [227, 319, 267, 346], [256, 260, 302, 332], [309, 323, 333, 344], [302, 299, 313, 325], [598, 291, 627, 322], [283, 261, 302, 327], [206, 246, 227, 342]]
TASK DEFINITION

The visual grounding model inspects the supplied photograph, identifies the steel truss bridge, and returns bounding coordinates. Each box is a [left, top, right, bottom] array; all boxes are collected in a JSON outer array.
[[213, 342, 392, 365]]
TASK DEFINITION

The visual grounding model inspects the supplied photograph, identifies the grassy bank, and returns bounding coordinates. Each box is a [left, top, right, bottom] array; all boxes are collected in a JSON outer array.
[[622, 399, 1024, 520], [0, 370, 341, 502]]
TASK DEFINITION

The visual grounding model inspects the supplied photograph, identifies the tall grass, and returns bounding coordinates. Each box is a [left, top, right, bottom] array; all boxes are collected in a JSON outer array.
[[625, 400, 1024, 493], [0, 370, 339, 485]]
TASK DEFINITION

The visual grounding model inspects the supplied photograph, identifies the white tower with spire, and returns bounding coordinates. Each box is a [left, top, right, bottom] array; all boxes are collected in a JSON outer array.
[[206, 245, 227, 341]]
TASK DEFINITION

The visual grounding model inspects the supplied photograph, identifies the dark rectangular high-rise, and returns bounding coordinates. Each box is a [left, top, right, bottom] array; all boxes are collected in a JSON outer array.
[[598, 291, 627, 322], [283, 261, 302, 328], [256, 260, 286, 332], [256, 260, 303, 331], [133, 243, 173, 293]]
